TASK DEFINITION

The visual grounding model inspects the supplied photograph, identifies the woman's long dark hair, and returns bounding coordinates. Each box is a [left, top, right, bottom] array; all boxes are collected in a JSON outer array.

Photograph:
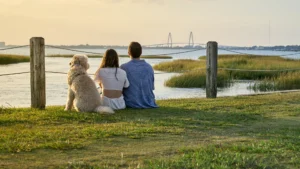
[[99, 49, 119, 80]]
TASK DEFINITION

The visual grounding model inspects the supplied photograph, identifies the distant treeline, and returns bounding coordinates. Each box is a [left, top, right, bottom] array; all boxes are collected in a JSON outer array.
[[4, 44, 300, 51], [48, 45, 205, 49], [45, 45, 300, 51], [225, 45, 300, 51]]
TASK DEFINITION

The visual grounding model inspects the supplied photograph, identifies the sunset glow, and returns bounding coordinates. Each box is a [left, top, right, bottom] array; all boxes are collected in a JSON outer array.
[[1, 0, 300, 46]]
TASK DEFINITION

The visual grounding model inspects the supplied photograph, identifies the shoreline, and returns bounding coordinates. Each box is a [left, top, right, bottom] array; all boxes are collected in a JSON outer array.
[[2, 90, 300, 108]]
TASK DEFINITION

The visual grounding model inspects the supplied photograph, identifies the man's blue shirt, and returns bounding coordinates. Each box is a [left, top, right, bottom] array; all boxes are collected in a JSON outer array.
[[120, 59, 158, 108]]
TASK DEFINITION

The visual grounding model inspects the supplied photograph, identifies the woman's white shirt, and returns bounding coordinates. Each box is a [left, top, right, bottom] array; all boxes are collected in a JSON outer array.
[[94, 68, 129, 90], [94, 68, 129, 110]]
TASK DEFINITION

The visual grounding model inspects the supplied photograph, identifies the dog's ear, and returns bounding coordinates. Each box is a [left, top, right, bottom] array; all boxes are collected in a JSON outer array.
[[86, 63, 90, 70]]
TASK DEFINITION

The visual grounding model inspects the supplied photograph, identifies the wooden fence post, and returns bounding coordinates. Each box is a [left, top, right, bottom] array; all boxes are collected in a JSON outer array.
[[30, 37, 46, 109], [206, 41, 218, 98]]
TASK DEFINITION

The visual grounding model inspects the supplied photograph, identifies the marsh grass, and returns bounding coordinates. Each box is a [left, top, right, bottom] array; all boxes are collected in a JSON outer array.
[[155, 55, 300, 89], [0, 93, 300, 168], [201, 54, 300, 80], [0, 54, 30, 65], [153, 59, 205, 72], [47, 54, 172, 59], [251, 72, 300, 91], [165, 70, 232, 88], [216, 55, 300, 80]]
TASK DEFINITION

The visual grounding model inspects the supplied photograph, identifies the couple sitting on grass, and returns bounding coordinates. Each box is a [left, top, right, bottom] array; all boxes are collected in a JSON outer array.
[[94, 42, 158, 110]]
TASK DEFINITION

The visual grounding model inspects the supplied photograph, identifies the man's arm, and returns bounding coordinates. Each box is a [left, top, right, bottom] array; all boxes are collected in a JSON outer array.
[[151, 67, 155, 90]]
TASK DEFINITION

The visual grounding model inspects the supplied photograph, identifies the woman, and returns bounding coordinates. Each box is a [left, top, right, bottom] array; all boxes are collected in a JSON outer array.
[[94, 49, 129, 110]]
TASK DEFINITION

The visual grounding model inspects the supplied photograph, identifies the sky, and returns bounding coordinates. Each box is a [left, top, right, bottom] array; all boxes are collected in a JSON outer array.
[[0, 0, 300, 46]]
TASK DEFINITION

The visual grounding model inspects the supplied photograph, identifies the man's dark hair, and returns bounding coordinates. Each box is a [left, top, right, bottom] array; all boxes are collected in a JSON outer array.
[[128, 42, 142, 58]]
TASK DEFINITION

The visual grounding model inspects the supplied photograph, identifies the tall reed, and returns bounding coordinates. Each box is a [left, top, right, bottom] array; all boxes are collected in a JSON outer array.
[[251, 72, 300, 91], [0, 54, 30, 65], [165, 70, 232, 88], [153, 59, 205, 73]]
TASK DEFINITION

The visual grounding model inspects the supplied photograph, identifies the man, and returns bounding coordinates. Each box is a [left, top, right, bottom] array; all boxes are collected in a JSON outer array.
[[120, 42, 158, 108]]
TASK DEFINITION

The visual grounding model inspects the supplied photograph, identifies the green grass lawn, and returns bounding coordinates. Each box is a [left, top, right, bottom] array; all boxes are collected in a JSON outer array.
[[0, 54, 30, 65], [47, 54, 172, 59], [1, 92, 300, 168]]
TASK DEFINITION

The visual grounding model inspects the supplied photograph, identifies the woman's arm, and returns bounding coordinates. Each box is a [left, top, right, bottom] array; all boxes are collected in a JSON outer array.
[[124, 77, 130, 88]]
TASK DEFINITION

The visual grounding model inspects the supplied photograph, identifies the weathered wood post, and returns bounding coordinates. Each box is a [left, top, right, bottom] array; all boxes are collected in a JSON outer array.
[[206, 41, 218, 98], [30, 37, 46, 109]]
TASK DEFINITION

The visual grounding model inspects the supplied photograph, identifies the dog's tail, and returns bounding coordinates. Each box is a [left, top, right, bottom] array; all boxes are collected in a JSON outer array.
[[94, 106, 114, 114]]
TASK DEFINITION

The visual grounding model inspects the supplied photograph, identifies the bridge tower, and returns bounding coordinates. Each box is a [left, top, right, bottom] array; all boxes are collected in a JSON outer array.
[[189, 32, 194, 47], [167, 32, 172, 48]]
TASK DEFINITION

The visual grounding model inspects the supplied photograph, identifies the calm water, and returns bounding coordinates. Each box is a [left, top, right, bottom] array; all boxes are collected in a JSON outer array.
[[1, 47, 299, 107]]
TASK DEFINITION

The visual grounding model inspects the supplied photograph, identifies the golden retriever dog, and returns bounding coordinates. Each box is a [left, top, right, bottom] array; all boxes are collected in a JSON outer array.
[[64, 54, 114, 114]]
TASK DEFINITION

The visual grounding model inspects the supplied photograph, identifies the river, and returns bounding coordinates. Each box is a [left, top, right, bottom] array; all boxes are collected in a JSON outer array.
[[0, 47, 299, 107]]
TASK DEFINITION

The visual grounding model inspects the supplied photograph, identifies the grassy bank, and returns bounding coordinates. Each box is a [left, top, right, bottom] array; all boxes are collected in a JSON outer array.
[[154, 55, 300, 89], [0, 92, 300, 168], [0, 54, 30, 65], [47, 54, 172, 59]]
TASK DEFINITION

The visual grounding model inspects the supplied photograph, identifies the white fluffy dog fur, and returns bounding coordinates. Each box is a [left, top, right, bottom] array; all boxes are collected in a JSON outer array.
[[64, 54, 114, 114]]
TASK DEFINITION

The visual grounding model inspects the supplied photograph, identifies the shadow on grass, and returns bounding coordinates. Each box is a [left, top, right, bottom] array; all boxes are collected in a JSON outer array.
[[0, 119, 31, 126], [1, 94, 300, 168], [1, 94, 300, 151]]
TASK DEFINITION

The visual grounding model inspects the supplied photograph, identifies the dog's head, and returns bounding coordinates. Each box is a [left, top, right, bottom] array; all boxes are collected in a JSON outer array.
[[69, 54, 90, 70]]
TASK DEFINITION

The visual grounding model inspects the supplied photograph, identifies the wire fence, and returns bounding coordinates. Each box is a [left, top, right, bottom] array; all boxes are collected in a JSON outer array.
[[4, 67, 300, 77], [218, 48, 265, 56], [3, 42, 300, 107], [45, 45, 206, 56], [46, 45, 105, 55], [1, 44, 300, 57], [0, 71, 168, 77], [0, 72, 30, 77], [2, 44, 300, 78], [0, 45, 29, 51], [218, 68, 300, 72], [219, 48, 300, 57], [4, 41, 300, 108], [45, 45, 300, 58]]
